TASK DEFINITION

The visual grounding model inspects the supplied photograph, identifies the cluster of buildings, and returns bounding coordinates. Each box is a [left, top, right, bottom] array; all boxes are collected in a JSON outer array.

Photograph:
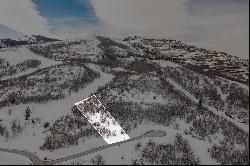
[[126, 36, 249, 84]]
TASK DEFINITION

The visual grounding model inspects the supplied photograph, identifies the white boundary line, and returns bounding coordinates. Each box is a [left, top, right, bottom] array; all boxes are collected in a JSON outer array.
[[75, 95, 130, 144]]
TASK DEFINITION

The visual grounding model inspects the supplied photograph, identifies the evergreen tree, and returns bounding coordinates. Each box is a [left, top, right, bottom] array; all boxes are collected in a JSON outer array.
[[198, 98, 203, 111], [25, 106, 31, 120]]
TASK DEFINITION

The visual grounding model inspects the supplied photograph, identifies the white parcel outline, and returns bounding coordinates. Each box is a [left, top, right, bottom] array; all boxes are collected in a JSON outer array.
[[75, 95, 130, 144]]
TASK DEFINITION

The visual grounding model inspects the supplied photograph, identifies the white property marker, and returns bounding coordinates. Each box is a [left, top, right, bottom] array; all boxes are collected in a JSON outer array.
[[75, 95, 130, 144]]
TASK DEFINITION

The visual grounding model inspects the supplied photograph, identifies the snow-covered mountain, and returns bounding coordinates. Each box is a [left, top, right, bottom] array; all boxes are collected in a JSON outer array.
[[0, 24, 25, 40], [0, 34, 249, 165], [0, 25, 60, 49]]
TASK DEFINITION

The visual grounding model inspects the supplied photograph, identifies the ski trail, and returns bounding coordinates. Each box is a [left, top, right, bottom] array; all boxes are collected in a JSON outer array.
[[166, 78, 249, 134]]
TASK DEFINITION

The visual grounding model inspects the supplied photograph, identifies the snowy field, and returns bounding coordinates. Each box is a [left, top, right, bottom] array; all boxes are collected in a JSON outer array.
[[0, 151, 31, 165]]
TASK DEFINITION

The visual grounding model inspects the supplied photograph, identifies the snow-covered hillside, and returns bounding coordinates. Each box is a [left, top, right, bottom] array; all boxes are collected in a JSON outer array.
[[0, 46, 60, 80], [0, 34, 249, 165], [0, 25, 60, 49], [0, 24, 24, 40]]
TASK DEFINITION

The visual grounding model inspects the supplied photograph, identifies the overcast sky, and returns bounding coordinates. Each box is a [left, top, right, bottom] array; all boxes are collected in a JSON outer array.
[[0, 0, 249, 59]]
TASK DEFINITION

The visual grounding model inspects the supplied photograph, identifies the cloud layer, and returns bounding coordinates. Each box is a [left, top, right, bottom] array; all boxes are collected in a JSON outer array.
[[91, 0, 249, 59], [0, 0, 248, 58], [0, 0, 52, 37], [91, 0, 188, 33]]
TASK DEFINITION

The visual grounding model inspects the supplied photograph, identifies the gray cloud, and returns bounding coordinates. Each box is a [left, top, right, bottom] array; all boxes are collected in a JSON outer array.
[[1, 0, 248, 58], [0, 0, 52, 37], [91, 0, 188, 32], [90, 0, 249, 59]]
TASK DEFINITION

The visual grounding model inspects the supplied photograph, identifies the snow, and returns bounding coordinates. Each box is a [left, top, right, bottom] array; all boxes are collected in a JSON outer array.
[[115, 90, 167, 105], [205, 105, 249, 134], [111, 67, 126, 72], [165, 77, 198, 102], [0, 151, 31, 165], [0, 63, 114, 160], [129, 123, 219, 165], [68, 35, 101, 55], [0, 61, 241, 165], [75, 95, 130, 144], [59, 122, 219, 165], [184, 136, 219, 165], [218, 76, 249, 91], [165, 76, 249, 134], [0, 35, 248, 164], [0, 46, 61, 80], [0, 24, 24, 40], [152, 59, 180, 68], [0, 61, 244, 164]]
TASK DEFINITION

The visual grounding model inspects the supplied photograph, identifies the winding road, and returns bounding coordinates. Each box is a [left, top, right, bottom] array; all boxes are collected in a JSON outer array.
[[0, 130, 166, 165], [0, 148, 44, 165]]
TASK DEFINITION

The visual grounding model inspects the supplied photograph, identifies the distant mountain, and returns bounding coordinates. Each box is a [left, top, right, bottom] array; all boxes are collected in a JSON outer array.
[[0, 24, 25, 40], [0, 25, 60, 48]]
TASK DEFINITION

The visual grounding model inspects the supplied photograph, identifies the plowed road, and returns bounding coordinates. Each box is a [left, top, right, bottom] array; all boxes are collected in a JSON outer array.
[[0, 130, 166, 165]]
